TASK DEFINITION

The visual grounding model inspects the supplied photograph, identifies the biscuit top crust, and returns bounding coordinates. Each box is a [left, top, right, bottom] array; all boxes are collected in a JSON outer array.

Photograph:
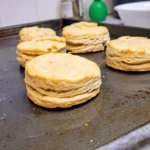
[[19, 26, 56, 42], [17, 36, 66, 54], [62, 22, 108, 37], [26, 53, 100, 83], [108, 36, 150, 54]]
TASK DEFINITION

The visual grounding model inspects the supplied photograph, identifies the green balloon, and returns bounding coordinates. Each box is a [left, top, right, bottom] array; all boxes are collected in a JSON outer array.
[[89, 0, 108, 22]]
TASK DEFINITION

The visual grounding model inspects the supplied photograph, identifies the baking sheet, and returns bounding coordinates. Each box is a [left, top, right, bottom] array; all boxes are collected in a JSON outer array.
[[0, 37, 150, 150]]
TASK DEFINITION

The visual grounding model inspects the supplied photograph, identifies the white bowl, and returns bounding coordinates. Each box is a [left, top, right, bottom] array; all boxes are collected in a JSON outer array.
[[114, 2, 150, 28]]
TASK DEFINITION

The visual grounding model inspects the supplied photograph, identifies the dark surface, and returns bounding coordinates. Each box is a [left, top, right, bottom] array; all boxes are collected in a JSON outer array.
[[0, 36, 150, 150]]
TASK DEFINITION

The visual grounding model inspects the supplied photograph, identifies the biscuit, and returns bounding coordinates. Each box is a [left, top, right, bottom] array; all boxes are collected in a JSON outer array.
[[25, 74, 101, 98], [63, 22, 108, 37], [19, 26, 56, 42], [16, 50, 38, 67], [66, 43, 104, 53], [106, 36, 150, 71], [25, 53, 101, 108], [25, 53, 100, 88], [26, 85, 100, 108], [16, 36, 66, 67], [62, 22, 110, 53]]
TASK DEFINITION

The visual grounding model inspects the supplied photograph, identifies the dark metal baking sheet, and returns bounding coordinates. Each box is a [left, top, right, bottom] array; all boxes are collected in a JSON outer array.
[[0, 35, 150, 150]]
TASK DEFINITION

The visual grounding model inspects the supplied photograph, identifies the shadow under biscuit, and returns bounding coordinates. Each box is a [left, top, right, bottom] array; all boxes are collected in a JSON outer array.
[[26, 91, 103, 131], [106, 64, 150, 76], [19, 65, 25, 78]]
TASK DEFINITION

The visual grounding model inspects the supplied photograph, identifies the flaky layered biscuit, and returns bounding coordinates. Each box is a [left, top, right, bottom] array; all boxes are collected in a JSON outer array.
[[25, 74, 101, 98], [25, 53, 101, 108], [62, 22, 110, 53], [66, 34, 109, 53], [66, 43, 104, 53], [65, 33, 110, 45], [16, 51, 37, 67], [106, 36, 150, 71], [19, 26, 56, 42], [17, 36, 66, 54], [26, 85, 100, 108], [16, 36, 66, 67]]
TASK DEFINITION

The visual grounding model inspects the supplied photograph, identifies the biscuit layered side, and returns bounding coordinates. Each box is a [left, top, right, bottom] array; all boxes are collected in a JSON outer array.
[[25, 53, 101, 108], [106, 36, 150, 71], [16, 36, 66, 67], [19, 26, 56, 42], [62, 22, 110, 53]]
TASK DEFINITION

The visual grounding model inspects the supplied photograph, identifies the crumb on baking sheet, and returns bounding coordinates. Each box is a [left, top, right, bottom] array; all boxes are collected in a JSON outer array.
[[85, 123, 88, 127]]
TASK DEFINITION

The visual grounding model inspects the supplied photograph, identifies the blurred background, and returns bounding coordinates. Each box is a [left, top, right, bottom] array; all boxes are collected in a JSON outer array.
[[0, 0, 149, 28]]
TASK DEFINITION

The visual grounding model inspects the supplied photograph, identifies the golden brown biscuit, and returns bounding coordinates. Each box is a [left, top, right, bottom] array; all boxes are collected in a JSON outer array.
[[16, 51, 37, 67], [16, 36, 66, 67], [66, 43, 104, 53], [26, 85, 100, 108], [62, 22, 110, 53], [25, 53, 100, 87], [25, 74, 101, 98], [17, 38, 66, 54], [19, 26, 56, 42], [106, 36, 150, 71], [25, 53, 101, 108]]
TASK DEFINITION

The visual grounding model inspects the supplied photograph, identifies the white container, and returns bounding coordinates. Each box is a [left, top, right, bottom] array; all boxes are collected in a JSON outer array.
[[104, 0, 114, 14], [114, 2, 150, 29]]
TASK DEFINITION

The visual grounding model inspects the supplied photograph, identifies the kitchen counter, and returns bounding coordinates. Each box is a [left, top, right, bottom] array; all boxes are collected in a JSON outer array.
[[101, 15, 122, 25]]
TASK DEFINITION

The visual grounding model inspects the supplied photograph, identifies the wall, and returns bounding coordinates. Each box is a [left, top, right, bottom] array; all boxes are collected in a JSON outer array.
[[0, 0, 61, 28], [0, 0, 114, 28]]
